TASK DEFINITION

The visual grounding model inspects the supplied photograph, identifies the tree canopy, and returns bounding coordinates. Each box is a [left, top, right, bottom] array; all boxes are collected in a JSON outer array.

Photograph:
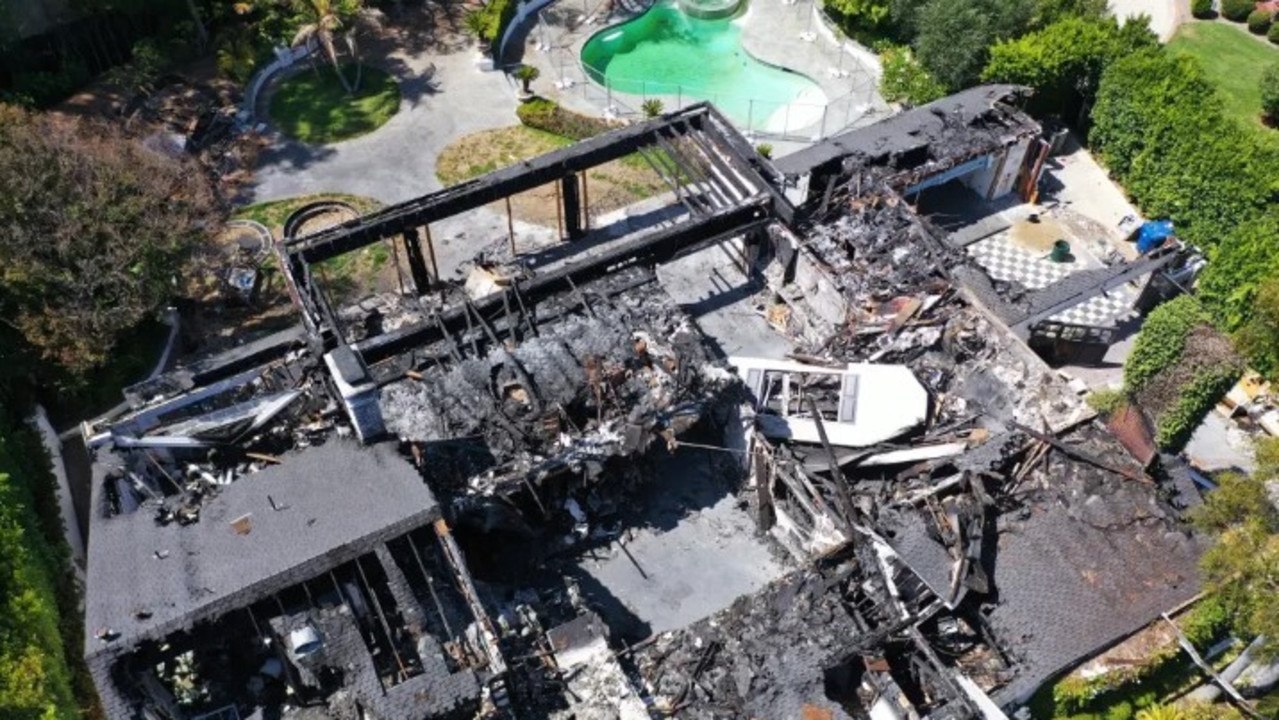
[[912, 0, 1033, 90], [0, 104, 220, 381], [1192, 455, 1279, 660], [982, 15, 1156, 121]]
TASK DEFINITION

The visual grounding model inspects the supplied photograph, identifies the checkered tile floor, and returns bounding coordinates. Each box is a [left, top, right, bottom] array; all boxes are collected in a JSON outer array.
[[968, 234, 1136, 328], [1049, 291, 1135, 327], [967, 235, 1071, 290]]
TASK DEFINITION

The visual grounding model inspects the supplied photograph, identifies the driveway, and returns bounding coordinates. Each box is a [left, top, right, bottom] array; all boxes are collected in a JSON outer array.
[[248, 25, 520, 206]]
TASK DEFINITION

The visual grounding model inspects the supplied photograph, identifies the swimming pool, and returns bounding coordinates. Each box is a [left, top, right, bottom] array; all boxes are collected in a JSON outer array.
[[579, 0, 826, 131]]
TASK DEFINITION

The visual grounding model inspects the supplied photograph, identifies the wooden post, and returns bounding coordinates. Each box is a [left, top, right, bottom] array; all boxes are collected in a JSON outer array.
[[554, 180, 564, 241], [581, 171, 590, 231], [423, 224, 439, 283], [505, 196, 517, 257]]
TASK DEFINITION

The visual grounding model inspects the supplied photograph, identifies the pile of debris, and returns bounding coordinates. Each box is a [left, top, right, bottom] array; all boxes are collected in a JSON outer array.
[[380, 267, 737, 500]]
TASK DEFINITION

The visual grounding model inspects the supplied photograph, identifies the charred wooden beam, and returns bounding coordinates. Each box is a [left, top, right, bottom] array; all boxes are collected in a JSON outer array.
[[355, 198, 772, 364]]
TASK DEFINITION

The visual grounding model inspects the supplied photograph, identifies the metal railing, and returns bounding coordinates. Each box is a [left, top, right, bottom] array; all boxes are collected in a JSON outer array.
[[529, 0, 888, 142], [549, 50, 881, 141]]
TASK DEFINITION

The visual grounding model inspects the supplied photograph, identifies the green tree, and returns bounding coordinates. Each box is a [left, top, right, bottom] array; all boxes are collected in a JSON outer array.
[[290, 0, 380, 93], [982, 15, 1156, 122], [514, 64, 540, 94], [879, 44, 946, 106], [1192, 444, 1279, 659], [1234, 276, 1279, 378], [641, 98, 664, 118], [1192, 470, 1279, 535], [1030, 0, 1108, 27], [1198, 213, 1279, 332], [913, 0, 1031, 90], [825, 0, 891, 32], [913, 0, 997, 89], [0, 104, 221, 380], [1195, 468, 1279, 659]]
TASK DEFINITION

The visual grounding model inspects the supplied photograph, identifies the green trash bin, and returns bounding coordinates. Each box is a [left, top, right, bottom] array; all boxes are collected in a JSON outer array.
[[1050, 239, 1072, 263]]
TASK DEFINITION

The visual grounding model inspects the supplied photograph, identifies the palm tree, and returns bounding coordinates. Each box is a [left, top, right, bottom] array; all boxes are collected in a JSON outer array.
[[514, 65, 540, 94], [292, 0, 354, 93], [291, 0, 382, 93], [641, 98, 664, 118]]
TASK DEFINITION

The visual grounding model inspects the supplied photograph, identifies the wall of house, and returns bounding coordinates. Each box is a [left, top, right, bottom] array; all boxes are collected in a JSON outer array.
[[988, 136, 1034, 199]]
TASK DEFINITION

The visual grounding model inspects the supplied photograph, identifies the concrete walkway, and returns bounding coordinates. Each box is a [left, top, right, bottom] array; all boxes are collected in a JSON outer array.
[[248, 30, 521, 206]]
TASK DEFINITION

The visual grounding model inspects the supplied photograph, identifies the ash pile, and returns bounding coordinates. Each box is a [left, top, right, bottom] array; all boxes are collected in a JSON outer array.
[[379, 266, 737, 501]]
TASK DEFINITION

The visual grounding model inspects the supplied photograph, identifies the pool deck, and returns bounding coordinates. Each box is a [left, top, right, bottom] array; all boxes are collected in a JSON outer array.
[[521, 0, 890, 140]]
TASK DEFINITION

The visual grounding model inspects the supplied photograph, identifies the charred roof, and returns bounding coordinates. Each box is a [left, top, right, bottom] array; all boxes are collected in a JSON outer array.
[[84, 440, 438, 658], [775, 85, 1039, 183]]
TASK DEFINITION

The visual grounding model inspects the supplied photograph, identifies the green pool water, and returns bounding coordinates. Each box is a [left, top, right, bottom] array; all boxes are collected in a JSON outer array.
[[580, 0, 824, 130]]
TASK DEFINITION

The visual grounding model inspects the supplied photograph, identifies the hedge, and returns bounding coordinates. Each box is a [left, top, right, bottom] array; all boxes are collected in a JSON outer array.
[[1123, 295, 1209, 392], [1191, 0, 1214, 16], [1271, 20, 1279, 42], [1248, 8, 1273, 32], [470, 0, 521, 51], [0, 427, 80, 720], [1222, 0, 1256, 21], [1090, 50, 1277, 250], [516, 97, 618, 140], [1153, 358, 1243, 449]]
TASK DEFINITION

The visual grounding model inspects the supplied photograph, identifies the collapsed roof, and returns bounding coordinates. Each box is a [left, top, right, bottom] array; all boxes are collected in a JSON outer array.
[[81, 95, 1206, 720]]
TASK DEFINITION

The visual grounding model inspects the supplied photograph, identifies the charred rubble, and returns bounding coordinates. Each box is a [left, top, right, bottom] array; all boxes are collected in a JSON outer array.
[[80, 97, 1207, 720]]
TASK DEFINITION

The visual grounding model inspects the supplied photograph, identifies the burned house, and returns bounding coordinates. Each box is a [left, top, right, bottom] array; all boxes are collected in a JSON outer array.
[[82, 97, 1204, 720]]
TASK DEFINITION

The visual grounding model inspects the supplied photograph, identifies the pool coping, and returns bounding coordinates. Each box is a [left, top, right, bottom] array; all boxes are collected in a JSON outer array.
[[525, 0, 888, 140], [577, 0, 828, 117]]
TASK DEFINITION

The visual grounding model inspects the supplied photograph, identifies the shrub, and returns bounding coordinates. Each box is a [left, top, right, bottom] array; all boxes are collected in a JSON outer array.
[[517, 97, 617, 140], [1144, 327, 1244, 450], [1270, 20, 1279, 42], [1248, 8, 1273, 32], [983, 15, 1156, 126], [1105, 701, 1135, 720], [1221, 0, 1255, 21], [466, 0, 519, 44], [1191, 0, 1214, 16], [641, 98, 664, 118], [1179, 594, 1232, 649], [1124, 296, 1209, 392], [756, 143, 774, 159], [513, 64, 540, 93], [1262, 64, 1279, 119], [0, 426, 83, 720], [879, 44, 946, 106], [1086, 387, 1127, 416]]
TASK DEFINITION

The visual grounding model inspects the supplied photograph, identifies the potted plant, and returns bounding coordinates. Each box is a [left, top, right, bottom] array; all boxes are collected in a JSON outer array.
[[514, 64, 540, 99]]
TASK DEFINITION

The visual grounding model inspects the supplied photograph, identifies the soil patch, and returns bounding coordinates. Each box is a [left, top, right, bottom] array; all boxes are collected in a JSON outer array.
[[436, 126, 670, 228]]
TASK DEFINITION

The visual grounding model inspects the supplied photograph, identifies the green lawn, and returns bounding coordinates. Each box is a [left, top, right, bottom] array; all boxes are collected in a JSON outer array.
[[268, 64, 401, 144], [1167, 21, 1279, 128]]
